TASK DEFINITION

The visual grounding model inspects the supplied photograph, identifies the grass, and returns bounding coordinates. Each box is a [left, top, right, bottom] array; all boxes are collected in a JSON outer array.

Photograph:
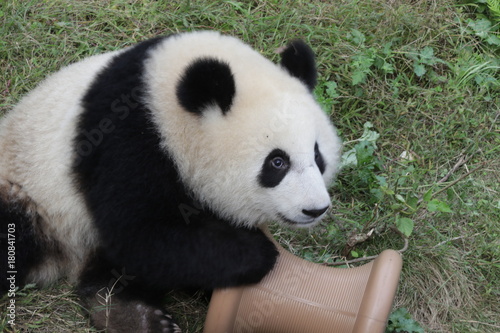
[[1, 0, 499, 332]]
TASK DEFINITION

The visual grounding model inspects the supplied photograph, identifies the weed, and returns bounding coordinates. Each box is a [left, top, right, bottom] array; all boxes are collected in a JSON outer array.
[[386, 308, 424, 333], [459, 0, 500, 48]]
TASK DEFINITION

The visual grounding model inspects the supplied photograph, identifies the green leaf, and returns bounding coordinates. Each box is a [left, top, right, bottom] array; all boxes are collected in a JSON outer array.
[[468, 18, 492, 38], [419, 46, 434, 57], [359, 121, 380, 145], [325, 81, 339, 98], [340, 148, 357, 168], [375, 175, 387, 187], [347, 29, 366, 45], [391, 203, 403, 211], [358, 53, 375, 68], [485, 34, 500, 46], [395, 194, 406, 203], [340, 122, 380, 169], [427, 199, 453, 213], [447, 188, 455, 201], [419, 46, 435, 62], [382, 186, 395, 195], [395, 217, 414, 237], [382, 41, 393, 56], [406, 195, 419, 211], [352, 70, 367, 85], [314, 81, 338, 114], [370, 188, 384, 202], [381, 61, 395, 74], [413, 63, 427, 77], [423, 188, 433, 202], [355, 141, 375, 165], [387, 308, 424, 333]]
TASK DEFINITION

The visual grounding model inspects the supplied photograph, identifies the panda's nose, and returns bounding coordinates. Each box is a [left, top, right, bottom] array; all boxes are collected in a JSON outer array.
[[302, 206, 329, 218]]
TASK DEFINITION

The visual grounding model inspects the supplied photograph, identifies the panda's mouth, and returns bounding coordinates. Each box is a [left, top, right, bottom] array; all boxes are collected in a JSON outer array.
[[278, 213, 318, 227]]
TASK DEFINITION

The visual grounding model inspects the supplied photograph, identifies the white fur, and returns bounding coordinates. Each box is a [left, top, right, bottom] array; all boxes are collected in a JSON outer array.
[[0, 51, 121, 283]]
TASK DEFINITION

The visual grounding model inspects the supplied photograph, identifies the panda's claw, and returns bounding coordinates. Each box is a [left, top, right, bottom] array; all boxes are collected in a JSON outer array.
[[85, 292, 182, 333], [152, 307, 182, 333]]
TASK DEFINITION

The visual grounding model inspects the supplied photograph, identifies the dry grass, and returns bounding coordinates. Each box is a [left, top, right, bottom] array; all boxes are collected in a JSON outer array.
[[398, 252, 484, 331]]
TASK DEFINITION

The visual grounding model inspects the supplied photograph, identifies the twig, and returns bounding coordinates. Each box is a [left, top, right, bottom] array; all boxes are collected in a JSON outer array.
[[411, 154, 479, 208], [390, 225, 409, 254], [437, 153, 471, 184], [399, 237, 409, 253], [325, 254, 379, 266], [432, 232, 481, 248], [432, 161, 487, 198], [325, 228, 408, 266]]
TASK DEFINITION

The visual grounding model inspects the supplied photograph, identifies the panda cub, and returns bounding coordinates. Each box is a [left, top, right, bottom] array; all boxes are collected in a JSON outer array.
[[0, 31, 341, 332]]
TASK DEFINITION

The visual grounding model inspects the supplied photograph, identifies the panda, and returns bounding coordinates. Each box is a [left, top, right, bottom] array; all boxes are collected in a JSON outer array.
[[0, 31, 341, 332]]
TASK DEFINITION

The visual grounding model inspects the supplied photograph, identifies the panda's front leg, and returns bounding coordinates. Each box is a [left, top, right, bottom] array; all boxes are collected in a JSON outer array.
[[99, 214, 279, 291], [77, 215, 278, 333], [178, 216, 280, 289], [77, 252, 182, 333]]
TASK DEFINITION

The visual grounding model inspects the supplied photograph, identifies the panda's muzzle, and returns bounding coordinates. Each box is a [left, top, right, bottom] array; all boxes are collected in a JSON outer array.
[[278, 205, 329, 226]]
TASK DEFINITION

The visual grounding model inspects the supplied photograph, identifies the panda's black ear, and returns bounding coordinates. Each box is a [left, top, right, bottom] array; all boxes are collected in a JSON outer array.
[[279, 40, 317, 91], [176, 58, 236, 115]]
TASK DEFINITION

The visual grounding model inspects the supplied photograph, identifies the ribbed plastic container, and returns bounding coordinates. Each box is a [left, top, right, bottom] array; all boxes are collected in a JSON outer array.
[[204, 240, 402, 333]]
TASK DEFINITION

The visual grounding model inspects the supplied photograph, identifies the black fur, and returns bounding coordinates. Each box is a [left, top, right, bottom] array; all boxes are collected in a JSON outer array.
[[0, 196, 61, 293], [314, 142, 326, 174], [77, 253, 182, 332], [259, 149, 291, 188], [176, 58, 236, 115], [73, 36, 277, 296], [280, 40, 317, 91]]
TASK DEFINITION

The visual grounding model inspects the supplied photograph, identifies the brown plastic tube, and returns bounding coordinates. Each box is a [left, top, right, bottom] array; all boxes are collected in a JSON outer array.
[[204, 232, 402, 333]]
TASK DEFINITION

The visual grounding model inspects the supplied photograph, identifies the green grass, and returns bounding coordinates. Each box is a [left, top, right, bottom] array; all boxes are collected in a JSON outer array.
[[1, 0, 499, 332]]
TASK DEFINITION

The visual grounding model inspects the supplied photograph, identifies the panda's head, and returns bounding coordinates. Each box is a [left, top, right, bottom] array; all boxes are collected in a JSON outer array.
[[145, 31, 342, 228]]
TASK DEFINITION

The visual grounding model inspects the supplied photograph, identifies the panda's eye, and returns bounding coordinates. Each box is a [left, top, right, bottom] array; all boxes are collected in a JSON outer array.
[[271, 157, 288, 169], [314, 142, 326, 174], [259, 149, 291, 188]]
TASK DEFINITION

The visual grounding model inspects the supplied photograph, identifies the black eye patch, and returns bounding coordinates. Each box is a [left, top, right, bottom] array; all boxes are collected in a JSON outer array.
[[259, 149, 291, 188], [315, 142, 326, 174]]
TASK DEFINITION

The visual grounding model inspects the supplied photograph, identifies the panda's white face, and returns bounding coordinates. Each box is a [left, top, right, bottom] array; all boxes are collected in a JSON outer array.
[[247, 94, 340, 228], [145, 31, 341, 228]]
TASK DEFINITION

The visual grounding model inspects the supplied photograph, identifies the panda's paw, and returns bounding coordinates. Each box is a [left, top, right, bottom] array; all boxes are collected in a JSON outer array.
[[127, 303, 181, 333], [88, 298, 181, 333], [152, 307, 182, 333]]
